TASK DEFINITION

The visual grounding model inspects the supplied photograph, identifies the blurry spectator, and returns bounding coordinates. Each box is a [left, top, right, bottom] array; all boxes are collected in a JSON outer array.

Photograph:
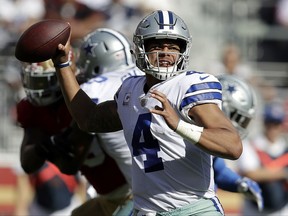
[[43, 0, 109, 42], [1, 58, 25, 129], [276, 0, 288, 26], [207, 43, 256, 83], [104, 0, 150, 40], [257, 0, 288, 62], [14, 161, 86, 216], [3, 58, 25, 102], [283, 97, 288, 132], [100, 0, 174, 41], [0, 0, 45, 53], [235, 101, 288, 215], [258, 0, 278, 26], [257, 82, 278, 103]]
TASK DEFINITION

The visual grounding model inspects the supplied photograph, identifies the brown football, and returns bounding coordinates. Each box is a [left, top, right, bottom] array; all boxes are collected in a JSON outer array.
[[15, 19, 71, 63]]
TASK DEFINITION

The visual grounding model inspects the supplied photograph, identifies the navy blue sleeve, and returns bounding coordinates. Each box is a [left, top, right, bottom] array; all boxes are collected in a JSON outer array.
[[213, 157, 241, 192]]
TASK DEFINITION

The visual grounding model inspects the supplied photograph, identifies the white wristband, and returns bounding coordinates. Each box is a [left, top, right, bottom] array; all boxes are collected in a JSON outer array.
[[175, 120, 203, 144], [54, 60, 70, 68]]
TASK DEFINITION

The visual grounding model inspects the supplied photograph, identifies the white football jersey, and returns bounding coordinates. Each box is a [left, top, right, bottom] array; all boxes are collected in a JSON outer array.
[[115, 71, 222, 212], [80, 66, 144, 186]]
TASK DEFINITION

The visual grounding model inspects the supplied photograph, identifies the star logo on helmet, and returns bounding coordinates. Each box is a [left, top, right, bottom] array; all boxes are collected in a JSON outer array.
[[227, 84, 236, 94], [84, 44, 94, 56]]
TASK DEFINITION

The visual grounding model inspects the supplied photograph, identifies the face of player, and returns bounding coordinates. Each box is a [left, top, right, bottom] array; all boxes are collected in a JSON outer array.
[[145, 39, 181, 68]]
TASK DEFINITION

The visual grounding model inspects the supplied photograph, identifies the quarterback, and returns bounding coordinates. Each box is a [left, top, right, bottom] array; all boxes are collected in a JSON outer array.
[[52, 10, 242, 216]]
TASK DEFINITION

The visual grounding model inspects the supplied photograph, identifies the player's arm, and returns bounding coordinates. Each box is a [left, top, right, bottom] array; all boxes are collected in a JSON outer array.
[[149, 89, 242, 160], [214, 157, 263, 211], [20, 128, 47, 173], [47, 122, 94, 174], [189, 103, 242, 160], [214, 157, 240, 192], [52, 41, 122, 133]]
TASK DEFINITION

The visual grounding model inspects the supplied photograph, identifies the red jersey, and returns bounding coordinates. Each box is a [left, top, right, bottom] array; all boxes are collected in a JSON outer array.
[[17, 98, 127, 195], [16, 98, 72, 135]]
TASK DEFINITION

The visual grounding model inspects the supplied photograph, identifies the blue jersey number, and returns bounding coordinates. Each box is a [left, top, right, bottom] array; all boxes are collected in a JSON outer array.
[[132, 113, 164, 173]]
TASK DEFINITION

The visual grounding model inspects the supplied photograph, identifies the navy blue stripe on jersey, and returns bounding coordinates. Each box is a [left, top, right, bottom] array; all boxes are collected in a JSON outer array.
[[179, 82, 222, 110], [186, 82, 222, 93], [158, 11, 164, 29], [180, 92, 222, 111]]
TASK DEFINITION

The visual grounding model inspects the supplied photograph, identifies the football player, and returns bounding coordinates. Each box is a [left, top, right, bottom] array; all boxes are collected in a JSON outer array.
[[215, 74, 263, 212], [113, 74, 263, 215], [16, 59, 86, 215], [52, 10, 242, 216]]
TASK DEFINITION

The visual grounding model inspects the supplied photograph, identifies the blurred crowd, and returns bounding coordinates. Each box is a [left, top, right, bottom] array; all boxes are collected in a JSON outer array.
[[0, 0, 287, 216]]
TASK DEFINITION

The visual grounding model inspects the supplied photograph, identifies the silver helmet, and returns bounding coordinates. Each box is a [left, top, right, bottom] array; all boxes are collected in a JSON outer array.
[[77, 28, 134, 80], [133, 10, 192, 80], [22, 60, 62, 106], [218, 75, 257, 139]]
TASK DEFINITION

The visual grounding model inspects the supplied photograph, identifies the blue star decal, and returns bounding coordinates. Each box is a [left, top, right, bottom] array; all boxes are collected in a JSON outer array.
[[227, 84, 236, 94], [84, 44, 93, 56]]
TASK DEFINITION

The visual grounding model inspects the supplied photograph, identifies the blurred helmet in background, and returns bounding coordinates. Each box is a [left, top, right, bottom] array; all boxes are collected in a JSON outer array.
[[22, 59, 62, 106], [133, 10, 192, 80], [77, 28, 135, 81], [218, 74, 257, 139]]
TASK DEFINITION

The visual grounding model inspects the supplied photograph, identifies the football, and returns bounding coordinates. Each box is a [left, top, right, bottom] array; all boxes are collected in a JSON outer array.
[[15, 19, 71, 63]]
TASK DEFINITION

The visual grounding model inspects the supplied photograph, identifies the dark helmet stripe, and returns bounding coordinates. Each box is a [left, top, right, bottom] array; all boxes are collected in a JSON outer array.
[[158, 10, 164, 29], [157, 10, 174, 30], [168, 11, 174, 29]]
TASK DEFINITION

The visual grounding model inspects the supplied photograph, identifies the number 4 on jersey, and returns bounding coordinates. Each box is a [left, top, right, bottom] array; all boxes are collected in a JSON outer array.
[[132, 113, 164, 173]]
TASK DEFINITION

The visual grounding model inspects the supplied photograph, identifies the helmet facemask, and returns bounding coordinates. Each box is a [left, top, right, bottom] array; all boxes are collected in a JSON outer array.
[[222, 100, 254, 139], [22, 60, 62, 106], [134, 38, 191, 80]]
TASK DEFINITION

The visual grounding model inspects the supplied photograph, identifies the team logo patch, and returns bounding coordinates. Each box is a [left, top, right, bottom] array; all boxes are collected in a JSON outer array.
[[123, 93, 131, 105]]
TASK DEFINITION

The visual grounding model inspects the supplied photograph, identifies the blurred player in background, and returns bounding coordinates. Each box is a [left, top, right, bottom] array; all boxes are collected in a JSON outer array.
[[216, 74, 263, 212], [15, 59, 87, 216]]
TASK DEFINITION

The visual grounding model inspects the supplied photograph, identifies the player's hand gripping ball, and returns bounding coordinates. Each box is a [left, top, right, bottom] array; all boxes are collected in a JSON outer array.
[[15, 19, 71, 63]]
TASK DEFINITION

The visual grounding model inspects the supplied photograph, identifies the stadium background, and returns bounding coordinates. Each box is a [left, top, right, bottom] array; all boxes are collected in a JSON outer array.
[[0, 0, 288, 215]]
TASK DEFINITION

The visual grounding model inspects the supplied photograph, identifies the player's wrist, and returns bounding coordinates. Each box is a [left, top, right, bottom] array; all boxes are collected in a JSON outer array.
[[175, 119, 203, 144], [54, 60, 71, 69], [237, 177, 249, 193]]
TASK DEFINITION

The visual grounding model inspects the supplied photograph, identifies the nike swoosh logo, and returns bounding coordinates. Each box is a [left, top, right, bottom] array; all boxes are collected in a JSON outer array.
[[200, 75, 209, 80]]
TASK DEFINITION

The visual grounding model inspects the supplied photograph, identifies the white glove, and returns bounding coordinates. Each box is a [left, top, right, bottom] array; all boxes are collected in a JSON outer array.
[[237, 177, 263, 211]]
